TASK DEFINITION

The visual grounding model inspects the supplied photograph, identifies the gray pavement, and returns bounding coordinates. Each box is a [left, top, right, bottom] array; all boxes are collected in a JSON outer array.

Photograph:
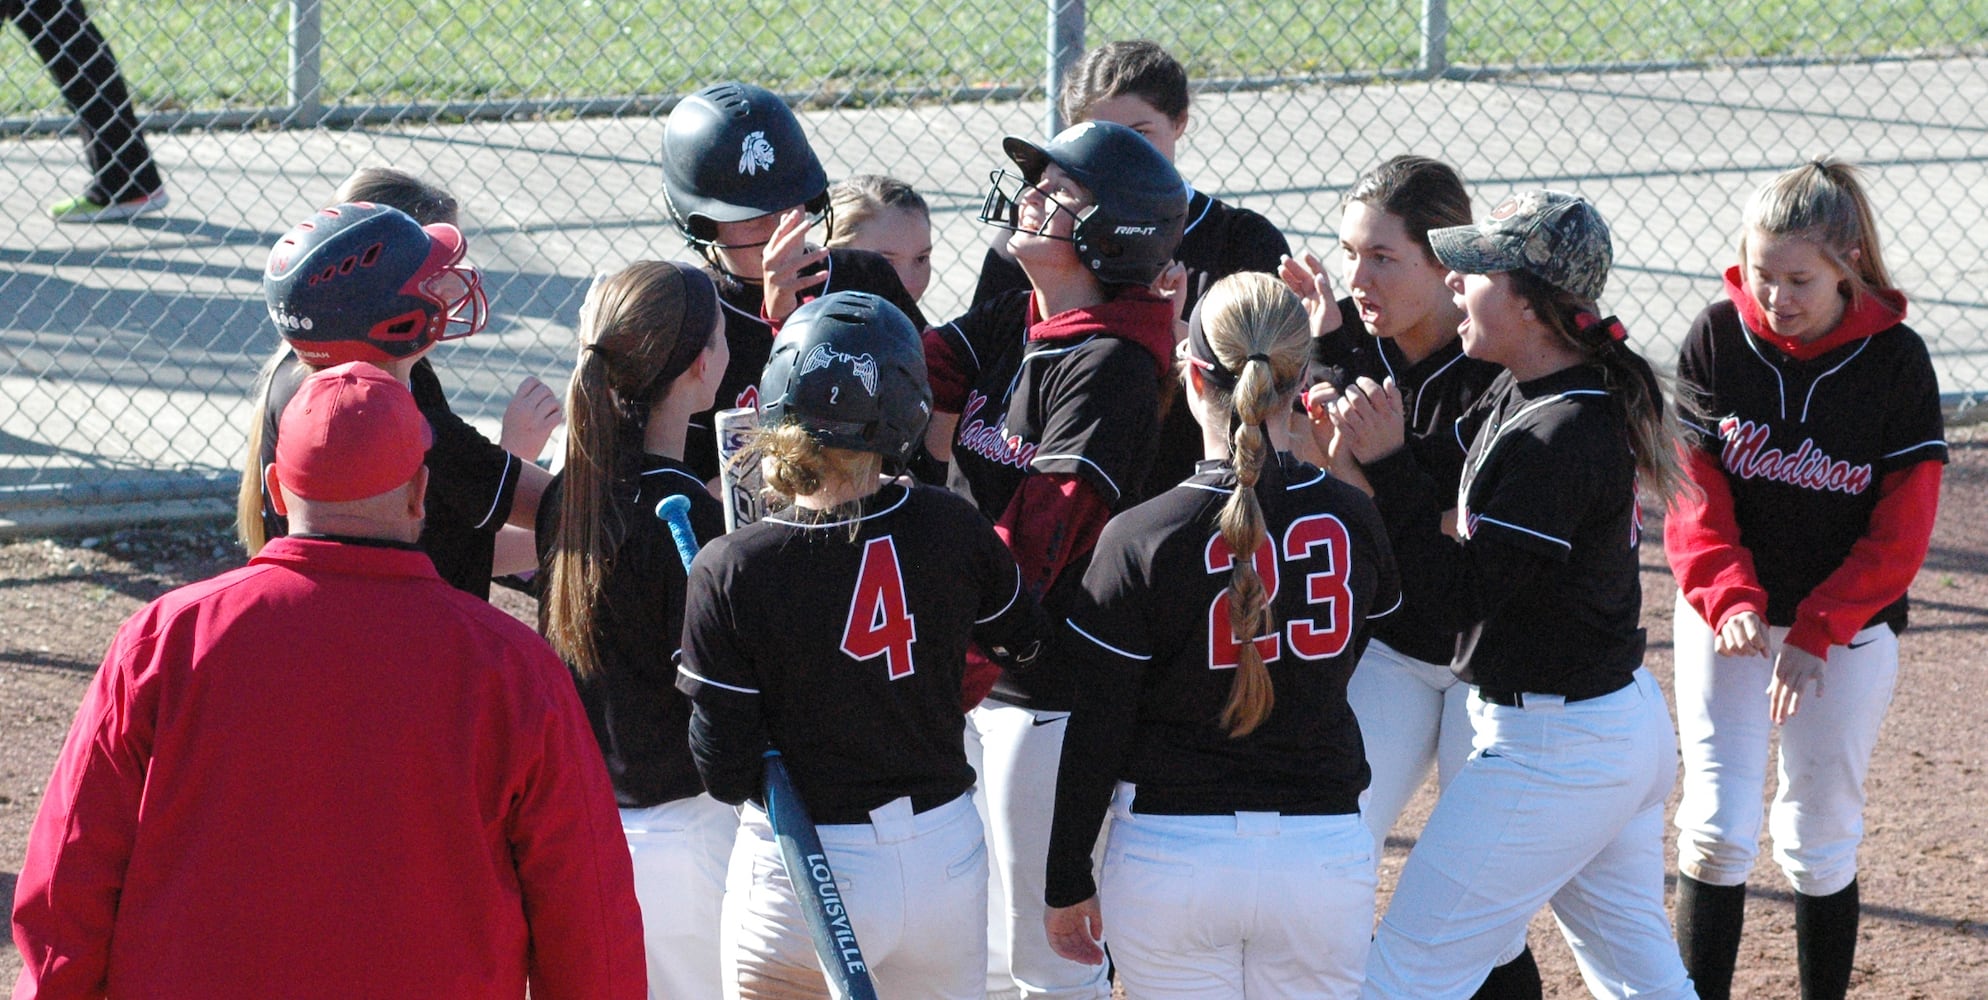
[[3, 56, 1985, 525]]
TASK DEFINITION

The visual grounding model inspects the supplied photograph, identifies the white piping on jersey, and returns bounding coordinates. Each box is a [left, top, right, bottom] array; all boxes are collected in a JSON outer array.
[[976, 562, 1023, 624], [763, 486, 911, 528], [1368, 590, 1404, 619], [1182, 186, 1212, 235], [1180, 481, 1233, 496], [1067, 619, 1152, 660], [1458, 389, 1611, 533], [1471, 515, 1573, 552], [640, 466, 708, 491], [1283, 467, 1330, 490], [1883, 439, 1946, 460], [1411, 351, 1467, 429], [1032, 453, 1122, 502], [675, 664, 760, 695], [941, 319, 981, 371], [1799, 338, 1869, 423], [1680, 417, 1715, 439], [718, 296, 765, 325], [1739, 328, 1791, 420], [1178, 465, 1329, 496], [474, 453, 518, 530]]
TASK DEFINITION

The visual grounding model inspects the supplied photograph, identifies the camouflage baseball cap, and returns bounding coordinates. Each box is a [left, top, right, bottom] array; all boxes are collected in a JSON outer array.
[[1428, 190, 1613, 303]]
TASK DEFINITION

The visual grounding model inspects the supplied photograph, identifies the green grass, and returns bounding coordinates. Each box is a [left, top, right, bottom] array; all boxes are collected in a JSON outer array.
[[3, 0, 1986, 116]]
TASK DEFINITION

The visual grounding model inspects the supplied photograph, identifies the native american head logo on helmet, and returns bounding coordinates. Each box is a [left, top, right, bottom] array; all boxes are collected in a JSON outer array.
[[738, 130, 777, 176]]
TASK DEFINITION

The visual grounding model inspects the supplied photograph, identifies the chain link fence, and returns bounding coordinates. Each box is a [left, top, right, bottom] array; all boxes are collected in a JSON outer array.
[[4, 0, 1986, 523]]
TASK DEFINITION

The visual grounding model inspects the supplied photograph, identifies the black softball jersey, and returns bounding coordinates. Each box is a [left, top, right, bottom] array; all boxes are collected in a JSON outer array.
[[676, 483, 1048, 824], [1308, 302, 1503, 665], [535, 455, 723, 809], [1044, 457, 1400, 907], [1364, 364, 1645, 699]]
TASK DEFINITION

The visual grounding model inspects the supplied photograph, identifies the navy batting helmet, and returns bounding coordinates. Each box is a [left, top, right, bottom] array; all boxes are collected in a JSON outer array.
[[661, 82, 831, 247], [263, 202, 486, 367], [758, 291, 930, 465], [979, 120, 1188, 287]]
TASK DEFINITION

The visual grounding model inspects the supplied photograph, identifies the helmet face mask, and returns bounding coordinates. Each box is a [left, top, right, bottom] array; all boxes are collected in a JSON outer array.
[[976, 121, 1187, 288], [264, 202, 488, 367]]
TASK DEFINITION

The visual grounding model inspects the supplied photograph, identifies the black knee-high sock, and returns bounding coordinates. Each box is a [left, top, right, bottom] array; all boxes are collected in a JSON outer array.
[[1675, 874, 1747, 1000], [1795, 879, 1859, 1000], [1468, 945, 1541, 1000]]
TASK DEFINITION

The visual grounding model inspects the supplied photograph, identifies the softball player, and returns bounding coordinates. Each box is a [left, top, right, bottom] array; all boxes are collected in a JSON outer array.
[[827, 175, 935, 304], [1341, 191, 1698, 1000], [676, 291, 1049, 1000], [1043, 272, 1399, 998], [534, 261, 732, 1000], [237, 179, 558, 592], [239, 203, 549, 599], [1287, 156, 1541, 997], [660, 81, 925, 483], [1665, 160, 1946, 1000], [922, 119, 1186, 1000], [972, 40, 1291, 504]]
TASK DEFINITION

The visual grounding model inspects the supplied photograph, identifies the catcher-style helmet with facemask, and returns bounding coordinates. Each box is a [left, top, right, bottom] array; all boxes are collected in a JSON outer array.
[[263, 202, 487, 367], [979, 120, 1188, 287], [758, 291, 931, 466], [661, 81, 832, 249]]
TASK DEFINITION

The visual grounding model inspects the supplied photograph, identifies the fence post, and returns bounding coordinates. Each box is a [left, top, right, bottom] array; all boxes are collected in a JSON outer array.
[[1419, 0, 1448, 78], [1046, 0, 1084, 135], [289, 0, 323, 126]]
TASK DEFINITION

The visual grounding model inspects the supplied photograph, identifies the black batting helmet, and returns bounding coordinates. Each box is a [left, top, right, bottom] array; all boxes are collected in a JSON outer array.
[[979, 120, 1188, 287], [661, 81, 831, 246], [263, 202, 486, 367], [759, 291, 931, 465]]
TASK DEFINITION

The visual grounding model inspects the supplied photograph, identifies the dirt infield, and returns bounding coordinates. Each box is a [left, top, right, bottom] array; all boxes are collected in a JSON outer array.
[[1, 427, 1984, 994]]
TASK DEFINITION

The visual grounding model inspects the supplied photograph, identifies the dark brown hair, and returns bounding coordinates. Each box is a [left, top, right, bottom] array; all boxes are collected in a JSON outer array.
[[542, 261, 719, 679], [1059, 40, 1189, 126], [335, 166, 459, 227], [1345, 155, 1472, 261]]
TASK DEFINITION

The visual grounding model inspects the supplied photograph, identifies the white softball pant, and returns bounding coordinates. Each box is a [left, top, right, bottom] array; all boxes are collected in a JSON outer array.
[[1364, 668, 1697, 1000], [1671, 593, 1898, 897], [621, 793, 738, 1000], [1347, 641, 1526, 969], [972, 701, 1114, 1000], [1101, 784, 1375, 999], [721, 792, 988, 1000], [1347, 639, 1474, 858], [964, 712, 1020, 1000]]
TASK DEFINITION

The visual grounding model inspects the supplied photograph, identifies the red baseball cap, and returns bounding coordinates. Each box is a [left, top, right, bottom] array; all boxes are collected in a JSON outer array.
[[273, 362, 432, 502]]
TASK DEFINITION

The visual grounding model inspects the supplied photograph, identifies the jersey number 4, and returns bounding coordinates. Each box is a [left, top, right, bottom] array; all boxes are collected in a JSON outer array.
[[1203, 514, 1355, 669], [841, 536, 918, 679]]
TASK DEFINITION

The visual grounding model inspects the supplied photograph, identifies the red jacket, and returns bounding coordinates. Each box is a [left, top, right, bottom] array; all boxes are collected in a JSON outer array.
[[11, 537, 645, 1000]]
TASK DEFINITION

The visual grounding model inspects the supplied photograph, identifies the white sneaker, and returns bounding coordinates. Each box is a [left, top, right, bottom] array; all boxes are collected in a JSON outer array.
[[49, 188, 170, 223]]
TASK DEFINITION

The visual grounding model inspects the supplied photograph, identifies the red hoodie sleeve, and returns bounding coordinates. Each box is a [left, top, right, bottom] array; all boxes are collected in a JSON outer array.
[[959, 472, 1114, 710], [923, 327, 972, 413], [1784, 460, 1943, 659], [1665, 447, 1769, 632]]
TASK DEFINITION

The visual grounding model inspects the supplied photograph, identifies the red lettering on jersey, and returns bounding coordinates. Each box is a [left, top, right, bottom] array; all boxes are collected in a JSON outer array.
[[1283, 514, 1354, 660], [736, 384, 761, 412], [1204, 534, 1281, 669], [956, 390, 1037, 471], [841, 536, 919, 679], [1717, 417, 1872, 494]]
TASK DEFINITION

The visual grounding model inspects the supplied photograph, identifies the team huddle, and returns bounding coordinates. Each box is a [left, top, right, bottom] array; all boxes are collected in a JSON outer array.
[[10, 38, 1947, 1000]]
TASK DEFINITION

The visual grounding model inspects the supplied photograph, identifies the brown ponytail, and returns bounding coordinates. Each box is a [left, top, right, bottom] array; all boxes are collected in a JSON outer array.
[[542, 261, 718, 680], [1739, 158, 1896, 305], [1188, 273, 1310, 738], [237, 346, 308, 555], [1510, 270, 1695, 504]]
